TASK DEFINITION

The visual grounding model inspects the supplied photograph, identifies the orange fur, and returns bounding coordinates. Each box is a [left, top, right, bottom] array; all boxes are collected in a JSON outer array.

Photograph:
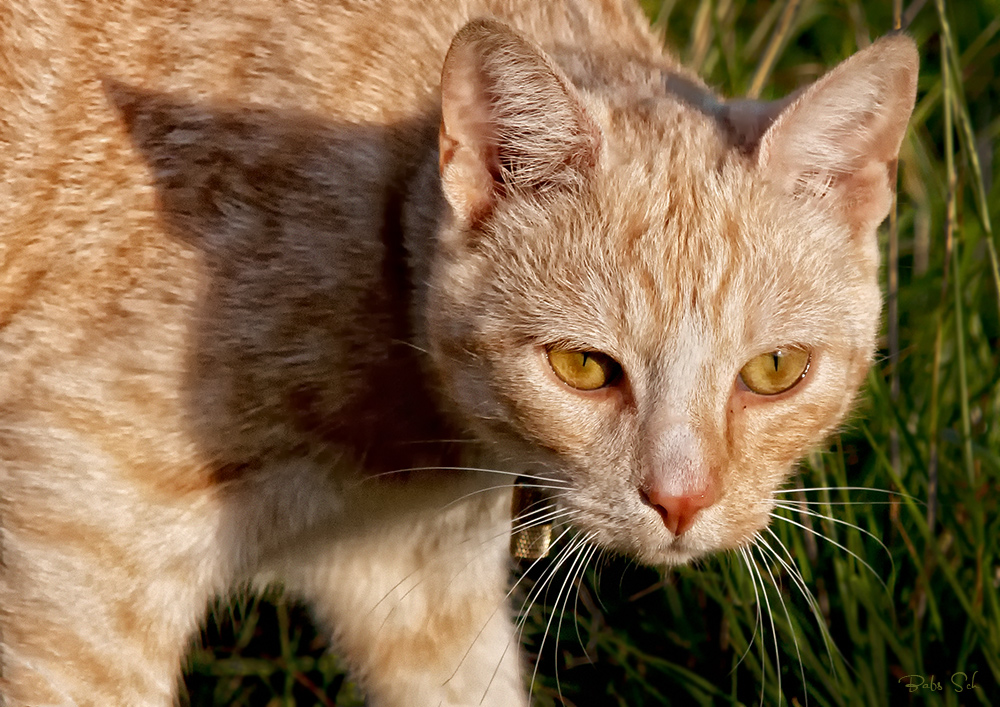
[[0, 1, 916, 704]]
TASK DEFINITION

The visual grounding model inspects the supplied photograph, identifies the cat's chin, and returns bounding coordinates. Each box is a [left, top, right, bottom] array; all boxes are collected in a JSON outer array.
[[581, 525, 722, 568], [593, 512, 761, 568], [633, 537, 728, 568], [641, 547, 702, 568]]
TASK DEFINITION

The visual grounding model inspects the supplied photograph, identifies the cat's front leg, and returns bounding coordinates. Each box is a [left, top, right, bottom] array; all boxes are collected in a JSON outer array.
[[273, 478, 527, 707], [0, 425, 225, 707]]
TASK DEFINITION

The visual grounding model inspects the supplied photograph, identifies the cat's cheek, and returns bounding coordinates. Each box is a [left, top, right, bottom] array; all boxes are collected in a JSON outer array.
[[722, 354, 833, 515]]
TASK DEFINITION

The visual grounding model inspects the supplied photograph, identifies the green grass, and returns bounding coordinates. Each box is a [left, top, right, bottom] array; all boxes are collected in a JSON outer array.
[[182, 0, 1000, 704]]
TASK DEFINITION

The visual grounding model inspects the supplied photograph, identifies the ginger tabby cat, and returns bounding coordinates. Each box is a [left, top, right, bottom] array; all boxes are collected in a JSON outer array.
[[0, 0, 917, 704]]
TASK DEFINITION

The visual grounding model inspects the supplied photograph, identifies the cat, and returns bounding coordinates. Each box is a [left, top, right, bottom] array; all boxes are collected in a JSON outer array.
[[0, 0, 918, 705]]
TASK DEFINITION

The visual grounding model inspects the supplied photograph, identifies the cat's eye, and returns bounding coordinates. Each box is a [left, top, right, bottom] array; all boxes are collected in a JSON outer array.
[[547, 348, 621, 391], [739, 346, 811, 395]]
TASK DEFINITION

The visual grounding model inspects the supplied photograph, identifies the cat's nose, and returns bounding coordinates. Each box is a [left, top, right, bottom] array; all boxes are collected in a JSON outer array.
[[643, 485, 717, 537]]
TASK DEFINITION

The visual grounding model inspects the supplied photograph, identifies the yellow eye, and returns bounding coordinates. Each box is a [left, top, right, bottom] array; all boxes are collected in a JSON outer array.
[[739, 346, 811, 395], [547, 348, 621, 391]]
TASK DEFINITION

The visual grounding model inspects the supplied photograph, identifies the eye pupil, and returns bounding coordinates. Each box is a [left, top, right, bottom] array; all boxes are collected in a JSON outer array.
[[772, 353, 780, 371]]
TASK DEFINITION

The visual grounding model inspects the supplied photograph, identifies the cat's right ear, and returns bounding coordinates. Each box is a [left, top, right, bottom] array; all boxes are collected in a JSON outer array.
[[439, 20, 601, 228], [756, 34, 919, 238]]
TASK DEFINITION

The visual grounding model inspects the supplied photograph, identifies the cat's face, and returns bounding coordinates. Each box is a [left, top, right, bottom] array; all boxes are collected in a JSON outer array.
[[427, 144, 876, 566], [427, 20, 917, 565]]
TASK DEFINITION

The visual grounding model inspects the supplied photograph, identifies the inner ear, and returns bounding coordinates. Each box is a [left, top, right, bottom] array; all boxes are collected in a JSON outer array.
[[439, 42, 502, 226], [756, 34, 918, 234], [438, 19, 601, 227]]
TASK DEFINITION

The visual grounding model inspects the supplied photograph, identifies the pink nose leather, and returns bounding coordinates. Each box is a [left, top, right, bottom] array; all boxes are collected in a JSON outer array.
[[644, 486, 716, 537]]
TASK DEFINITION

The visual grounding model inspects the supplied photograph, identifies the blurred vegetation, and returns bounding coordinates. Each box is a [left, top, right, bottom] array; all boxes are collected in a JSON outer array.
[[182, 0, 1000, 704]]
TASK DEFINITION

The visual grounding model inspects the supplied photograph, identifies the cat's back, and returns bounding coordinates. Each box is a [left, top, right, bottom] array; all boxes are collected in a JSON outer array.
[[0, 0, 666, 335], [0, 0, 664, 136]]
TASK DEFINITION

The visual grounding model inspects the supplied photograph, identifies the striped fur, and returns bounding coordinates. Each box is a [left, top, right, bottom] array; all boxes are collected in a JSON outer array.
[[0, 1, 916, 704]]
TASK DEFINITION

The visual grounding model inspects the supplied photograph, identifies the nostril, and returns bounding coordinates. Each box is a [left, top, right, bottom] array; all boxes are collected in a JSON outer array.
[[641, 487, 716, 537]]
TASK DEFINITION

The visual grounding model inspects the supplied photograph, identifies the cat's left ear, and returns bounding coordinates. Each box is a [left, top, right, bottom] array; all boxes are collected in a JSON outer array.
[[438, 19, 601, 228], [756, 34, 919, 236]]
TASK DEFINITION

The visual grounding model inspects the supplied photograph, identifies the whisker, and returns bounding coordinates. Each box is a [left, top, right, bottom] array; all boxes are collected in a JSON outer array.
[[743, 546, 774, 707], [571, 543, 601, 663], [768, 512, 888, 592], [759, 528, 840, 676], [591, 546, 611, 615], [394, 438, 481, 445], [350, 465, 570, 488], [733, 546, 764, 673], [511, 507, 578, 536], [505, 539, 582, 702], [774, 499, 902, 506], [514, 533, 586, 643], [473, 525, 577, 701], [438, 483, 568, 511], [515, 534, 587, 645], [529, 532, 598, 700], [390, 338, 431, 355], [773, 486, 921, 504], [771, 502, 896, 577], [752, 538, 805, 707], [553, 536, 599, 701]]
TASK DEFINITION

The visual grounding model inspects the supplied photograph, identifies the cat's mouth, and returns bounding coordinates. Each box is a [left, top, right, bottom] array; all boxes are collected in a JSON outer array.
[[621, 492, 768, 567], [504, 468, 764, 568]]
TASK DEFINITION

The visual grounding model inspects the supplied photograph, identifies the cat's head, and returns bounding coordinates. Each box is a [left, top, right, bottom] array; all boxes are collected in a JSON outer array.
[[425, 20, 917, 566]]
